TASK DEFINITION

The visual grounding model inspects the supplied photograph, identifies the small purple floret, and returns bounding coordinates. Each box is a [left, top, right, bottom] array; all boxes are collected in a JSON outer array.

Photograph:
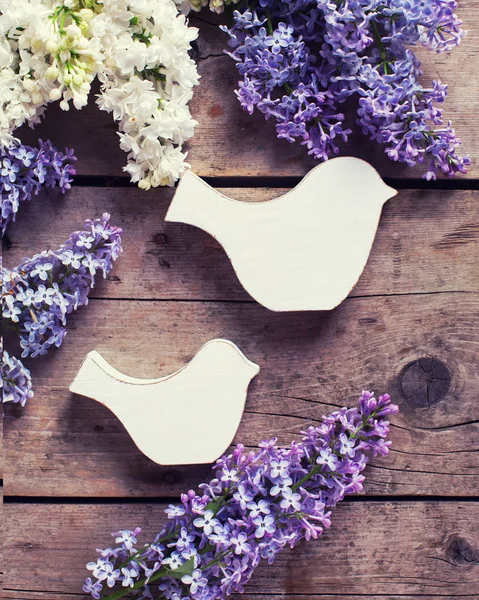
[[1, 138, 77, 235], [223, 1, 469, 179], [2, 214, 122, 405]]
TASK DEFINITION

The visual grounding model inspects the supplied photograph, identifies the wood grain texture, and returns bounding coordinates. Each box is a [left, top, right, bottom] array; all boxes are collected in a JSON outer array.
[[4, 293, 478, 497], [4, 6, 478, 600], [0, 417, 4, 479], [17, 4, 479, 179], [0, 489, 3, 597], [3, 188, 478, 301], [4, 502, 479, 597]]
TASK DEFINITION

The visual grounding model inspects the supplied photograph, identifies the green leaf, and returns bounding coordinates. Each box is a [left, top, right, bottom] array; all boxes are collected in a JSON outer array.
[[166, 558, 196, 581], [205, 498, 222, 513]]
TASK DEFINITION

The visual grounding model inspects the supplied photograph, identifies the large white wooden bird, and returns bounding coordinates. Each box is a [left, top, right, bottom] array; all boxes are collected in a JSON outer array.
[[165, 157, 397, 311], [69, 339, 259, 465]]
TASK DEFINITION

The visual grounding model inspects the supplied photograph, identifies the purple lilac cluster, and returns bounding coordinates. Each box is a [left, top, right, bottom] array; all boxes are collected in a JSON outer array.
[[224, 0, 470, 179], [84, 391, 398, 600], [1, 346, 34, 407], [1, 139, 76, 236], [2, 214, 122, 406]]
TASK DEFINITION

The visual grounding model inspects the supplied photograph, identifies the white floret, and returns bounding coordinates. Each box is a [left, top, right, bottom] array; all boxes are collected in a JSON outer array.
[[0, 0, 200, 187]]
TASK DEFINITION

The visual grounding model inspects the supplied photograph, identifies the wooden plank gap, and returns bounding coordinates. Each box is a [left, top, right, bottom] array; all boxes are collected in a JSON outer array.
[[3, 496, 478, 505], [84, 290, 476, 303], [7, 592, 475, 598], [67, 175, 479, 191]]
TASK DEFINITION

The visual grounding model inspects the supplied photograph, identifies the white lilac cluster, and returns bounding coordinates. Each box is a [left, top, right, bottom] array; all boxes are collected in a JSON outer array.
[[0, 0, 200, 188]]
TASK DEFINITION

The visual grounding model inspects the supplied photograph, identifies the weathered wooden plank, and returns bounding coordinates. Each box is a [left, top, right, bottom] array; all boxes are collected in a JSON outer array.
[[0, 489, 3, 595], [0, 417, 4, 479], [5, 595, 476, 600], [17, 5, 479, 179], [4, 293, 478, 497], [4, 502, 479, 597], [3, 188, 478, 301]]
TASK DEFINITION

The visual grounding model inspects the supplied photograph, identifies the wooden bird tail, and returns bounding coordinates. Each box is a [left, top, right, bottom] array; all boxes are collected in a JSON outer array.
[[69, 351, 116, 404], [165, 169, 245, 241]]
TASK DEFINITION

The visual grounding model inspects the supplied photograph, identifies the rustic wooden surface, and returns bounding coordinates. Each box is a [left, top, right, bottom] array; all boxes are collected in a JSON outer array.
[[3, 293, 479, 497], [18, 3, 479, 180], [4, 187, 478, 300], [3, 4, 479, 600], [4, 502, 479, 598]]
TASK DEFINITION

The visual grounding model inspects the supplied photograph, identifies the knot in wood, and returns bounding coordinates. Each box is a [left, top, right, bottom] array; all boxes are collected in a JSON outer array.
[[164, 471, 177, 484], [399, 357, 451, 407], [445, 535, 479, 566], [153, 233, 168, 246]]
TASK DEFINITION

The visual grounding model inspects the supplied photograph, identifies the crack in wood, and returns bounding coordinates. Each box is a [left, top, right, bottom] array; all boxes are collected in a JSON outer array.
[[413, 420, 479, 432], [367, 464, 479, 477], [271, 394, 343, 409], [248, 403, 479, 437], [83, 289, 475, 303], [390, 448, 476, 458], [434, 223, 479, 249]]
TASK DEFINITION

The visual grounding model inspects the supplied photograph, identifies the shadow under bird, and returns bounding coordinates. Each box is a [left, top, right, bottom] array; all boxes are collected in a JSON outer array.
[[165, 157, 398, 312], [69, 339, 260, 465]]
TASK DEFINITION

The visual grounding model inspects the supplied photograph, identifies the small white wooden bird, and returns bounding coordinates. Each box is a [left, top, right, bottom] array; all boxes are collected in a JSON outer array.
[[69, 339, 259, 465], [165, 157, 397, 312]]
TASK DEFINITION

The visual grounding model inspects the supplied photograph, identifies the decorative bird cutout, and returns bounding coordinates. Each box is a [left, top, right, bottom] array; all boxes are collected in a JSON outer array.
[[165, 157, 397, 312], [69, 339, 259, 465]]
